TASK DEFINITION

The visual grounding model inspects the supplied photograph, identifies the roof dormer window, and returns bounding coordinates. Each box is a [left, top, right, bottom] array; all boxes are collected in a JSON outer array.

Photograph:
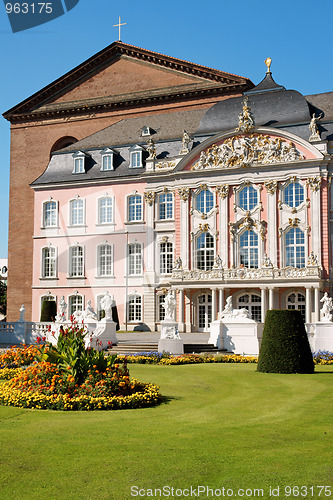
[[129, 145, 144, 168], [72, 151, 86, 174], [141, 126, 152, 137], [101, 148, 115, 171]]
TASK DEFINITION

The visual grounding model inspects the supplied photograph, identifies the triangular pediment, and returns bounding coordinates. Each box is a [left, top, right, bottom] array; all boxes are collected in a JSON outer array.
[[3, 41, 253, 122], [177, 127, 323, 173]]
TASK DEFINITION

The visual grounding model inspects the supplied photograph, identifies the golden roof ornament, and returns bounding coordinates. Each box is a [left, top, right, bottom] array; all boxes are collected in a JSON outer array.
[[265, 57, 272, 73], [236, 96, 255, 133]]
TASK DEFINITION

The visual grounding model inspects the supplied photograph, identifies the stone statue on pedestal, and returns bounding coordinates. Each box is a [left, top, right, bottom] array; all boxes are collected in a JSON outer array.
[[320, 292, 333, 322]]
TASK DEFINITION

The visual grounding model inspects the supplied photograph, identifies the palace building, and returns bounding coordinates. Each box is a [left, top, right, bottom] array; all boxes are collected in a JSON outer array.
[[4, 43, 333, 331]]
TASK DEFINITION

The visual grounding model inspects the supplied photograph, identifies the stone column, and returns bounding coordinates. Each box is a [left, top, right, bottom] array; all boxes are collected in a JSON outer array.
[[305, 287, 312, 324], [261, 288, 267, 323], [218, 288, 224, 318], [185, 289, 192, 332], [268, 287, 274, 310], [178, 288, 185, 333], [314, 287, 320, 322], [266, 184, 278, 265], [218, 188, 229, 267], [144, 193, 156, 285], [211, 288, 217, 322], [180, 192, 190, 269]]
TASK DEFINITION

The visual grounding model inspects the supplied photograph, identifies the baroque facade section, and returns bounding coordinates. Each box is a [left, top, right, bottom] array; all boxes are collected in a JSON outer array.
[[7, 43, 332, 332]]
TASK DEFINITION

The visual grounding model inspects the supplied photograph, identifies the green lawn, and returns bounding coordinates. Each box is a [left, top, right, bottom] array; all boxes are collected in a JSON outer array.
[[0, 364, 332, 500]]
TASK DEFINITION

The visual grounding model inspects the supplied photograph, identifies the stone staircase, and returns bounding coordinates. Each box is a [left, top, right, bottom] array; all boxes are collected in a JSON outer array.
[[107, 341, 227, 355]]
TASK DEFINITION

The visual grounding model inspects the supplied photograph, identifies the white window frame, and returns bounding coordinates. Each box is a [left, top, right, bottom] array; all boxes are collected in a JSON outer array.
[[195, 188, 214, 215], [42, 200, 58, 228], [98, 196, 113, 224], [129, 145, 144, 168], [40, 294, 56, 317], [196, 232, 215, 271], [237, 185, 259, 211], [128, 294, 142, 322], [158, 192, 173, 220], [284, 227, 306, 268], [68, 294, 84, 317], [72, 151, 86, 174], [283, 180, 305, 208], [69, 245, 85, 277], [127, 194, 143, 222], [128, 243, 143, 275], [97, 244, 113, 277], [157, 293, 166, 322], [239, 229, 259, 269], [160, 241, 173, 275], [69, 198, 85, 226], [236, 292, 262, 322], [286, 291, 306, 322], [100, 148, 115, 171], [42, 246, 57, 278]]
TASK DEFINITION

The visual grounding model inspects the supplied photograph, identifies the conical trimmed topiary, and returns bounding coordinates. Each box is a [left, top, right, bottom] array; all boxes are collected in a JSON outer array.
[[257, 309, 314, 374], [40, 300, 57, 322]]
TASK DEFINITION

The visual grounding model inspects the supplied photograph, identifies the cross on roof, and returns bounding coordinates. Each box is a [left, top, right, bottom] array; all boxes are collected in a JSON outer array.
[[113, 16, 127, 41]]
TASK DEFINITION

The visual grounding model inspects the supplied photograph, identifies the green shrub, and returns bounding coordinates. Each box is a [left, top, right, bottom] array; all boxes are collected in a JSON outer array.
[[40, 300, 57, 322], [257, 309, 314, 374]]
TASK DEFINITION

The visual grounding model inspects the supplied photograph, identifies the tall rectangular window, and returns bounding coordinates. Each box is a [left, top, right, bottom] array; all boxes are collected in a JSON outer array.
[[69, 246, 84, 277], [159, 193, 173, 220], [130, 151, 142, 168], [102, 155, 113, 171], [160, 242, 173, 274], [98, 244, 113, 276], [69, 295, 83, 316], [128, 195, 142, 222], [128, 243, 142, 275], [98, 197, 113, 224], [42, 247, 56, 277], [128, 295, 142, 321], [43, 201, 57, 227], [70, 199, 84, 225], [73, 157, 85, 173]]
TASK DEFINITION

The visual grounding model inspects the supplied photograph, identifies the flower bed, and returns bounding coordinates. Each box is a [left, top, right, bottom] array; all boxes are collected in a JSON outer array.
[[117, 353, 259, 365], [0, 324, 162, 411]]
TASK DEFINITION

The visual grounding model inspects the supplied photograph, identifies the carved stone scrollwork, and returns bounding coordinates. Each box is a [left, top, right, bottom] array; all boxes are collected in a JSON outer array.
[[216, 184, 229, 199], [308, 251, 318, 266], [191, 134, 304, 171], [229, 216, 266, 241], [288, 218, 300, 227], [144, 191, 155, 206], [265, 180, 278, 195], [156, 160, 176, 170], [178, 187, 190, 202], [198, 223, 210, 232], [306, 176, 322, 192]]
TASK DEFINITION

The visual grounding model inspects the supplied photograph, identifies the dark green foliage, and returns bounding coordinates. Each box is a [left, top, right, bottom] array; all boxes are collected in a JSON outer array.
[[257, 309, 314, 374], [0, 280, 6, 317], [40, 300, 57, 322]]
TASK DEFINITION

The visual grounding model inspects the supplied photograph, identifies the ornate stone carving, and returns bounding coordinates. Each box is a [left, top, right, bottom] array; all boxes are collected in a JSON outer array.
[[144, 191, 155, 206], [306, 176, 322, 192], [320, 292, 333, 322], [178, 187, 190, 201], [216, 184, 229, 199], [308, 251, 318, 266], [191, 134, 304, 171], [163, 290, 177, 321], [309, 113, 323, 142], [229, 216, 266, 241], [155, 160, 176, 170], [146, 138, 156, 159], [262, 254, 273, 268], [213, 255, 223, 270], [173, 257, 183, 270], [236, 96, 255, 133], [179, 130, 192, 155], [265, 180, 278, 195], [198, 223, 209, 232], [288, 218, 300, 227]]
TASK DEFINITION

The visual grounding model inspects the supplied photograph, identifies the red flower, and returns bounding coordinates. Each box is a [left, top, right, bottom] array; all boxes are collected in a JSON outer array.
[[36, 336, 41, 343]]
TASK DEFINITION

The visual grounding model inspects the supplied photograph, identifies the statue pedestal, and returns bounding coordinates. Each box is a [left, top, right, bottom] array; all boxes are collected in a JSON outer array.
[[210, 317, 260, 355], [158, 320, 183, 354], [85, 319, 117, 351], [313, 323, 333, 352]]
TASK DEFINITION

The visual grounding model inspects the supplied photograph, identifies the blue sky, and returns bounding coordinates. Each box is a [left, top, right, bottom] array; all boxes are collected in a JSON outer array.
[[0, 0, 332, 258]]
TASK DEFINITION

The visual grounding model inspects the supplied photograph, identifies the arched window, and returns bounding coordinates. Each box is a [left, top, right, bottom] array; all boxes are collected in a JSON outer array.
[[239, 230, 258, 268], [287, 292, 306, 322], [128, 295, 142, 321], [238, 185, 258, 211], [43, 201, 57, 227], [196, 189, 214, 214], [98, 197, 113, 224], [285, 227, 305, 268], [128, 195, 142, 222], [160, 242, 173, 274], [197, 232, 215, 271], [284, 182, 304, 208], [69, 246, 84, 277], [70, 199, 84, 225], [98, 244, 113, 276], [237, 294, 261, 322], [128, 243, 142, 275], [42, 247, 56, 278], [68, 295, 83, 317]]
